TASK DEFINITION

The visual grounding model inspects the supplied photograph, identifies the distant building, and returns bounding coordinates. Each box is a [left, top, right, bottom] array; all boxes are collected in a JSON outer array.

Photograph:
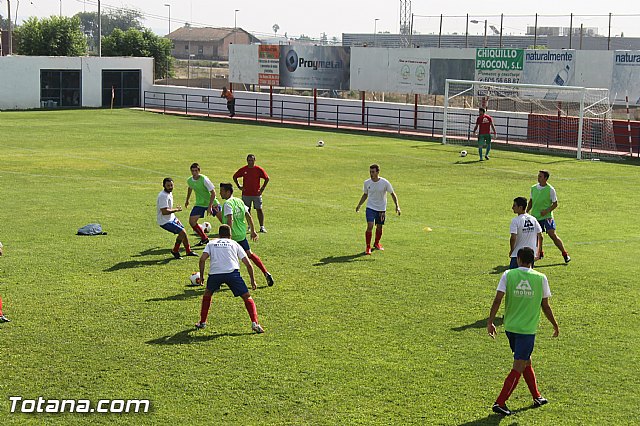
[[167, 26, 260, 60], [527, 26, 599, 37]]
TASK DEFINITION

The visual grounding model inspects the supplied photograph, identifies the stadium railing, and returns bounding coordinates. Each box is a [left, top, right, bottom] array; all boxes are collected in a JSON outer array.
[[143, 90, 640, 156]]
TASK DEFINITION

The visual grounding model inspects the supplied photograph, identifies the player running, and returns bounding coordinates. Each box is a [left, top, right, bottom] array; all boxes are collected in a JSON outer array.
[[526, 170, 571, 263]]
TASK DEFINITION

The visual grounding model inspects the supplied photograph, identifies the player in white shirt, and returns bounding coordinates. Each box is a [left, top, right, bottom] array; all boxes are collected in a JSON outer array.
[[355, 164, 401, 255], [195, 224, 264, 334], [157, 178, 197, 259], [509, 197, 542, 269]]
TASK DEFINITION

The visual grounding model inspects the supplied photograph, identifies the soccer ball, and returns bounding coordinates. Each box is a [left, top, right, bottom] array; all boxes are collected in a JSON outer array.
[[202, 222, 211, 234], [460, 150, 468, 157], [317, 140, 325, 147], [189, 272, 201, 285]]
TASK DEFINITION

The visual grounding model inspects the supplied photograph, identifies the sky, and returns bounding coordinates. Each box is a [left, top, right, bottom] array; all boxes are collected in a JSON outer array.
[[2, 0, 639, 41]]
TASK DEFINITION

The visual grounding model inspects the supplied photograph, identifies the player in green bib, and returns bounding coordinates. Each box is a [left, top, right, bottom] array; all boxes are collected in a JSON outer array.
[[487, 247, 559, 416], [185, 163, 220, 246], [218, 183, 274, 287], [526, 170, 570, 263]]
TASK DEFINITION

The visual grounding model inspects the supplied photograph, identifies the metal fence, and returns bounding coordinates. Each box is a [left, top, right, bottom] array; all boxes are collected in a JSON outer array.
[[143, 90, 639, 157]]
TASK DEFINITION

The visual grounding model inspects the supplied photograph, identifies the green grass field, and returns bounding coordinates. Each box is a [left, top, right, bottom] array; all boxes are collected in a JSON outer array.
[[0, 109, 639, 425]]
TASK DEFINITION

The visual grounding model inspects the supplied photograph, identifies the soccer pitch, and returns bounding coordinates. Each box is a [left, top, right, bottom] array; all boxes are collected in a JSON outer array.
[[0, 109, 638, 425]]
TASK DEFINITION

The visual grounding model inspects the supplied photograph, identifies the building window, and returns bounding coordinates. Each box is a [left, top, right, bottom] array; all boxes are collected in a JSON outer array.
[[102, 70, 141, 108], [198, 45, 204, 55], [185, 44, 189, 50], [40, 70, 81, 108]]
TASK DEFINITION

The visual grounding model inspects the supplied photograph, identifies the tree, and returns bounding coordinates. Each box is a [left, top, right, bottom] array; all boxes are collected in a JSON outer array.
[[272, 24, 279, 36], [75, 8, 144, 52], [15, 16, 87, 56], [102, 28, 172, 79], [0, 14, 9, 31]]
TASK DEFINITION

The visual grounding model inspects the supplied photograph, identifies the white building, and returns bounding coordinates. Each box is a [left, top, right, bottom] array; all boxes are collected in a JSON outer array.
[[0, 56, 154, 110]]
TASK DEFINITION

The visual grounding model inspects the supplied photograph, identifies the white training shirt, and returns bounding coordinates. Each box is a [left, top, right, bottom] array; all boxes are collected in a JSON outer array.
[[363, 177, 394, 211], [157, 190, 176, 225], [510, 213, 543, 257], [497, 267, 552, 298], [534, 184, 557, 202], [204, 238, 247, 274]]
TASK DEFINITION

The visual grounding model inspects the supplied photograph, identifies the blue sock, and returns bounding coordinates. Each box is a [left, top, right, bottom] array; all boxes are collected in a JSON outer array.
[[486, 143, 491, 157], [479, 147, 483, 159]]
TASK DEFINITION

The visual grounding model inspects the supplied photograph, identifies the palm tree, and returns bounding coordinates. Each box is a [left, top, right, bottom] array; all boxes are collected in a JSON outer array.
[[272, 23, 279, 36]]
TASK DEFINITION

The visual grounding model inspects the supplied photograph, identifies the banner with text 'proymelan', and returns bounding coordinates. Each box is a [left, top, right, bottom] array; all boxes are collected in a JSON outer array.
[[279, 46, 350, 90]]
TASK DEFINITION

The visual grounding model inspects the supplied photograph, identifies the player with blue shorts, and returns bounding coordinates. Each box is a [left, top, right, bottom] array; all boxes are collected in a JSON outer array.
[[157, 177, 198, 259], [487, 247, 560, 416], [195, 224, 264, 333], [185, 163, 220, 246], [355, 164, 401, 255]]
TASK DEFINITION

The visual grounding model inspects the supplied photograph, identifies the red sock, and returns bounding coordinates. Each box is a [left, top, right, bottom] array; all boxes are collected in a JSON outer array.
[[523, 365, 541, 398], [249, 253, 268, 275], [374, 228, 383, 245], [496, 369, 521, 405], [365, 231, 372, 246], [0, 295, 3, 316], [183, 241, 192, 253], [173, 242, 181, 252], [194, 224, 208, 241], [244, 297, 258, 323], [562, 251, 568, 256], [200, 291, 212, 323]]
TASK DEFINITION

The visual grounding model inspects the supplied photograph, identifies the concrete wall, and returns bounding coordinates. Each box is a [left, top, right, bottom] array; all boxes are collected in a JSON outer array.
[[0, 56, 154, 110]]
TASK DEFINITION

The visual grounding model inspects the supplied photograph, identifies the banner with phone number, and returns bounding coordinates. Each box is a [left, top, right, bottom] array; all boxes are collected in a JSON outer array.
[[474, 48, 524, 84]]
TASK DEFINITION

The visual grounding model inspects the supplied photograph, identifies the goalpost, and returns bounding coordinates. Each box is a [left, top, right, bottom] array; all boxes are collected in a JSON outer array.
[[443, 79, 618, 160]]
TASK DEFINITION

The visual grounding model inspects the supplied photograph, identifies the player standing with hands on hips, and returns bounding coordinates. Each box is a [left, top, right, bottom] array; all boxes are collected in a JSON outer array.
[[356, 164, 400, 255], [473, 107, 497, 161], [487, 247, 559, 416], [233, 154, 270, 233]]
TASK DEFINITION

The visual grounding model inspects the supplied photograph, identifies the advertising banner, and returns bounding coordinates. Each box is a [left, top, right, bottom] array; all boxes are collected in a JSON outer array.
[[279, 46, 350, 90], [258, 45, 280, 86], [611, 50, 640, 105], [474, 48, 524, 84], [229, 44, 258, 85], [387, 49, 429, 94], [523, 49, 577, 100], [350, 48, 389, 92]]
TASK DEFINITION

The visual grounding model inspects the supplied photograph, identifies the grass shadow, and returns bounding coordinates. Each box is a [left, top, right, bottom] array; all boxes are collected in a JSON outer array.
[[490, 265, 509, 275], [456, 159, 484, 164], [105, 257, 175, 272], [146, 328, 252, 345], [313, 252, 367, 266], [457, 405, 537, 425], [452, 316, 503, 332], [146, 286, 235, 302], [533, 262, 568, 269]]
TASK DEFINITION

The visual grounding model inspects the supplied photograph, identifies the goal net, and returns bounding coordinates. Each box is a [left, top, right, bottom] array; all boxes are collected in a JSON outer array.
[[443, 79, 619, 160]]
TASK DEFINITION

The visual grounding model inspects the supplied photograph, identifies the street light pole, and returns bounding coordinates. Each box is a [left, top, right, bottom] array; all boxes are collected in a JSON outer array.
[[98, 0, 101, 56], [234, 9, 240, 44], [6, 0, 12, 55], [164, 4, 171, 85], [374, 18, 379, 47], [484, 19, 487, 47], [59, 0, 62, 17]]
